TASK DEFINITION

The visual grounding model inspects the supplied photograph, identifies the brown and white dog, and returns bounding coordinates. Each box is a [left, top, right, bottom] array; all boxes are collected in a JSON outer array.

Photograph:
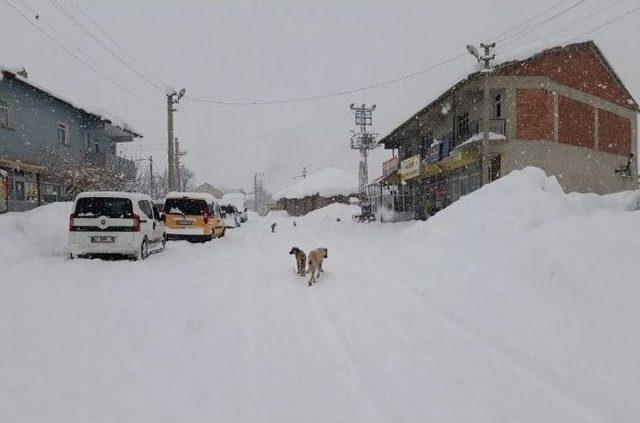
[[307, 247, 328, 286], [289, 247, 307, 276]]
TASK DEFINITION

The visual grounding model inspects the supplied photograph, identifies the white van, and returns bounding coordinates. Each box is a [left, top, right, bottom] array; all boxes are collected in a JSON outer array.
[[68, 191, 166, 260], [222, 192, 248, 223]]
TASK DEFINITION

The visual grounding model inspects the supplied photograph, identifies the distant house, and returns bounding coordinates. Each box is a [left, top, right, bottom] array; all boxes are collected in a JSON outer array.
[[275, 167, 358, 216], [193, 182, 223, 199], [0, 66, 142, 212], [375, 41, 638, 220]]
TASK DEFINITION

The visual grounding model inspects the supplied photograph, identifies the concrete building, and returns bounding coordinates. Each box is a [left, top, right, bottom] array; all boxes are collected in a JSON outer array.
[[0, 66, 142, 212], [377, 41, 638, 220]]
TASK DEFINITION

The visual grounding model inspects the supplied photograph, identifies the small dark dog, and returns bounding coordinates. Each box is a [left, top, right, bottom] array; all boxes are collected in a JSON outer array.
[[289, 247, 307, 276], [307, 247, 328, 286]]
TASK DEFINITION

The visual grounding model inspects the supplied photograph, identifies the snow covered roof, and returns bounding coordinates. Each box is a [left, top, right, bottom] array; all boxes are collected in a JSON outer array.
[[0, 66, 143, 139], [274, 167, 358, 200], [74, 191, 152, 201], [165, 191, 218, 203]]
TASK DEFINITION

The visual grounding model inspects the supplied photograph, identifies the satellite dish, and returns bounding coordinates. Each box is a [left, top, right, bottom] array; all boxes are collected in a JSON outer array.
[[466, 44, 480, 61]]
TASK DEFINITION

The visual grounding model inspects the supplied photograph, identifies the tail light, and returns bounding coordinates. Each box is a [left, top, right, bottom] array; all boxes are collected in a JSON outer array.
[[203, 209, 210, 225], [132, 214, 141, 232], [69, 214, 76, 231]]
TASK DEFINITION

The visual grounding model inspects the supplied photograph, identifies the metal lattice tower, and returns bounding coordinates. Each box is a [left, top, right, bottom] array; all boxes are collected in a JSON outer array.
[[349, 103, 378, 194]]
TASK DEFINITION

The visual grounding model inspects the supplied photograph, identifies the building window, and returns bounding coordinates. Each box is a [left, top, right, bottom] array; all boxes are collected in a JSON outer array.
[[0, 99, 9, 128], [494, 94, 502, 118], [456, 112, 469, 138], [57, 122, 68, 145]]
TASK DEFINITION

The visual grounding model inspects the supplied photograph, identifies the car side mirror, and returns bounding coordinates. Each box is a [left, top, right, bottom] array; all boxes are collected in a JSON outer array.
[[221, 212, 227, 218]]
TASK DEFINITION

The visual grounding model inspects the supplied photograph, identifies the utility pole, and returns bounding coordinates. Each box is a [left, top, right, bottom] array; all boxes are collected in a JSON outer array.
[[149, 155, 154, 198], [254, 173, 258, 213], [175, 138, 188, 191], [166, 88, 186, 191], [349, 103, 378, 194], [466, 42, 496, 185]]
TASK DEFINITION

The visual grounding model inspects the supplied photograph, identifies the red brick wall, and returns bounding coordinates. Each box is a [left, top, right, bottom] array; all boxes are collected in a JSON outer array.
[[598, 109, 632, 155], [558, 96, 595, 149], [499, 44, 635, 110], [516, 89, 554, 140]]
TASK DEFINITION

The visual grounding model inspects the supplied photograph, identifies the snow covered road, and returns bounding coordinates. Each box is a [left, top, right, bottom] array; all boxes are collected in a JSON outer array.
[[2, 168, 640, 422]]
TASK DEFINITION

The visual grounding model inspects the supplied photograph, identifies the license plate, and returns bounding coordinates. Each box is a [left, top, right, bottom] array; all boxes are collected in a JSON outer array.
[[176, 219, 193, 225], [91, 236, 115, 243]]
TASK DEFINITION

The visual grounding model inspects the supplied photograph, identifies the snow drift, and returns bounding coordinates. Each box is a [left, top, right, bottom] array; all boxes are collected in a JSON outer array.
[[1, 167, 639, 422]]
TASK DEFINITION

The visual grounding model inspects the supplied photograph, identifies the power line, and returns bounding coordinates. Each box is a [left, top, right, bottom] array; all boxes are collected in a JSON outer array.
[[48, 0, 164, 92], [489, 0, 567, 42], [498, 1, 640, 58], [185, 53, 468, 106], [121, 114, 344, 153], [3, 0, 164, 109], [531, 0, 626, 41], [15, 0, 157, 99], [568, 2, 640, 41], [182, 1, 594, 108], [497, 0, 589, 45], [67, 0, 168, 88]]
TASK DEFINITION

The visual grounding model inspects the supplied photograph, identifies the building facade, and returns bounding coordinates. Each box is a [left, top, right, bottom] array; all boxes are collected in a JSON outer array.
[[376, 41, 638, 220], [0, 67, 142, 212]]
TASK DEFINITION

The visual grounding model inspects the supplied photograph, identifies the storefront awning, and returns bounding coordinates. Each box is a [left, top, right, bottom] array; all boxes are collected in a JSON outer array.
[[423, 150, 480, 177]]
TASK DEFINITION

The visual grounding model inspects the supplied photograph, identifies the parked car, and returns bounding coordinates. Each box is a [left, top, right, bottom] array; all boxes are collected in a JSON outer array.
[[222, 192, 248, 223], [163, 192, 225, 242], [220, 204, 241, 228], [68, 191, 165, 260]]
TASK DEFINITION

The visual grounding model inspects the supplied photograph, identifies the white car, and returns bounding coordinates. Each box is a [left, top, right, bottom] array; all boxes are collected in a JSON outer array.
[[68, 191, 166, 260], [222, 192, 248, 223], [220, 204, 241, 228]]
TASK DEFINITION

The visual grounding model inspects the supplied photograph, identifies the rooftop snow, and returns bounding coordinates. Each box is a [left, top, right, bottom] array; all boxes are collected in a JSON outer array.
[[274, 167, 358, 200], [0, 66, 142, 138]]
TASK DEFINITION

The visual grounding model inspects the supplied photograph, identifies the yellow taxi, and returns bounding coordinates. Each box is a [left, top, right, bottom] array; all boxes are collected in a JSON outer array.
[[163, 192, 225, 242]]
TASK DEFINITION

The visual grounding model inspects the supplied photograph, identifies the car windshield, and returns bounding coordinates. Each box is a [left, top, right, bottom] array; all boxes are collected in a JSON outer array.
[[164, 198, 208, 215], [74, 197, 134, 218]]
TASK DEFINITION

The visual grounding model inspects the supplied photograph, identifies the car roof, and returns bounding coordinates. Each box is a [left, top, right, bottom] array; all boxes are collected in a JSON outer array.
[[164, 191, 217, 203], [75, 191, 152, 202]]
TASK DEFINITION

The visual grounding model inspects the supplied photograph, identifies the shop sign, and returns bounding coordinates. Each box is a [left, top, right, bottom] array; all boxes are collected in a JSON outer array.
[[400, 155, 421, 180], [382, 157, 399, 176]]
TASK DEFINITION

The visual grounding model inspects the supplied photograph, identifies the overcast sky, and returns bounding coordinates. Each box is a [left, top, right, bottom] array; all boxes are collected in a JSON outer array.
[[2, 0, 639, 192]]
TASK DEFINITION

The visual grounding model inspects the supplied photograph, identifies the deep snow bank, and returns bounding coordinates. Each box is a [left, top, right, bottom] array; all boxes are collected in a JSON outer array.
[[0, 202, 71, 265], [424, 167, 640, 238]]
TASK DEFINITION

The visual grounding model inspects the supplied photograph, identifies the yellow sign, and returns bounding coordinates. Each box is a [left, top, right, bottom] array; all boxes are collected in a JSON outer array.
[[400, 155, 421, 180]]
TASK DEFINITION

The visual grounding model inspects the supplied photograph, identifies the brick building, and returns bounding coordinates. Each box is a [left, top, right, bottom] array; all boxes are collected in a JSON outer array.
[[377, 41, 638, 219]]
